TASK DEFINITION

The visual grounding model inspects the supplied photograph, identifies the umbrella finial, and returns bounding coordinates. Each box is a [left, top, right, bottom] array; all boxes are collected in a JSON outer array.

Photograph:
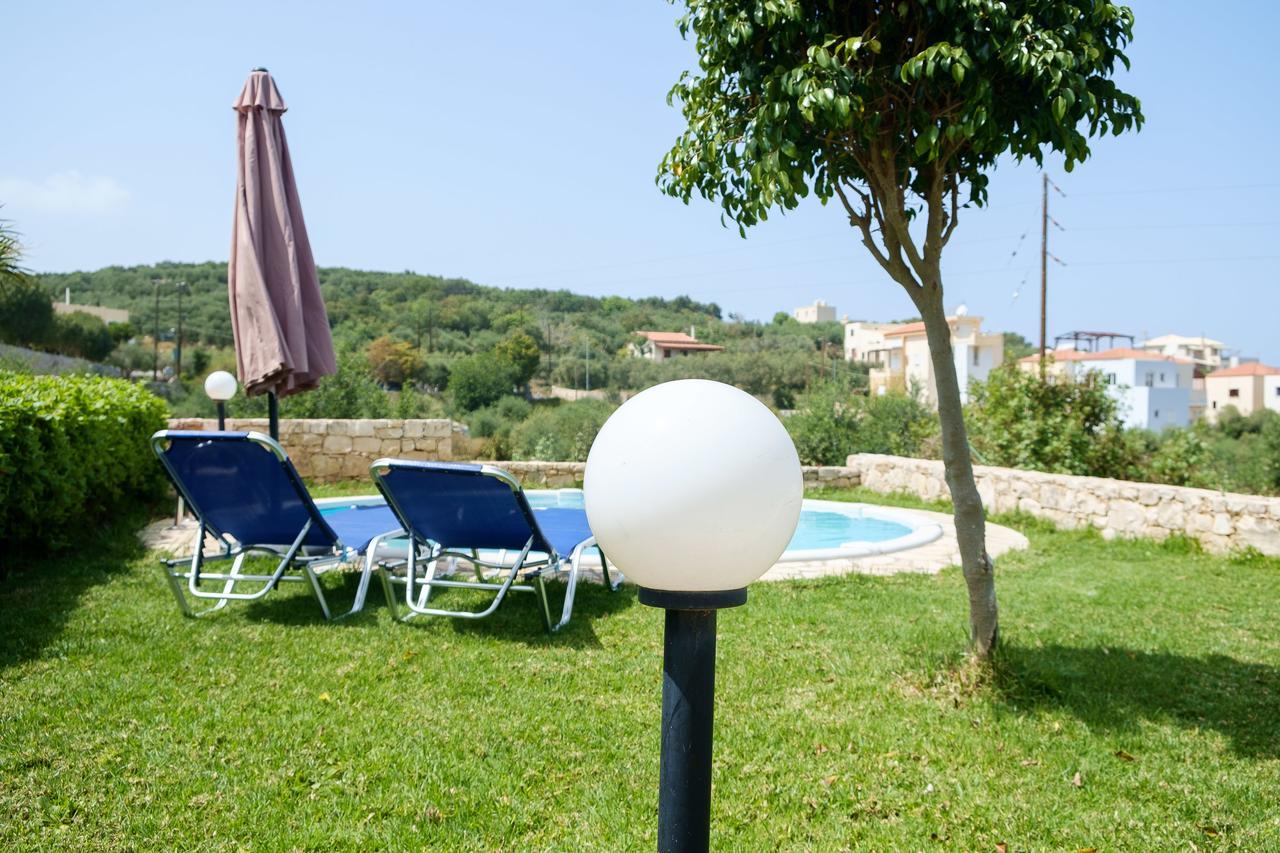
[[252, 67, 269, 72]]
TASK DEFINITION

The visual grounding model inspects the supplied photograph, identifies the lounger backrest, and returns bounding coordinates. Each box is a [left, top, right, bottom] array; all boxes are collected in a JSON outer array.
[[371, 460, 553, 555], [152, 431, 340, 549]]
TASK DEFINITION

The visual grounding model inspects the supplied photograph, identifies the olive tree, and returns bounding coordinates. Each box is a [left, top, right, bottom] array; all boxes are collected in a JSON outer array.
[[658, 0, 1142, 656]]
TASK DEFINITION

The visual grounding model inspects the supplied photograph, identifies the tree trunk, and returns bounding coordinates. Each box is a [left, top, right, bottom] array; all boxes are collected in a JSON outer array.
[[914, 282, 999, 657]]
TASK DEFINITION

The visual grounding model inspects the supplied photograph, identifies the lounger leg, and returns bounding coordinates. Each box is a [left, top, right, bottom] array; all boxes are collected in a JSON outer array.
[[303, 562, 332, 620], [333, 529, 405, 620], [599, 547, 622, 592], [377, 565, 403, 622], [532, 574, 554, 633], [161, 561, 193, 616]]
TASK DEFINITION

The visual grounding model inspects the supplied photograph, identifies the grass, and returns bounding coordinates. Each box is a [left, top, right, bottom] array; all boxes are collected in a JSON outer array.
[[2, 487, 1278, 850]]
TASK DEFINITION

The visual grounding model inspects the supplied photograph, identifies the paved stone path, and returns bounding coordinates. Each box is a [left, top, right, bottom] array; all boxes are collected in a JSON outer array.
[[140, 505, 1028, 585]]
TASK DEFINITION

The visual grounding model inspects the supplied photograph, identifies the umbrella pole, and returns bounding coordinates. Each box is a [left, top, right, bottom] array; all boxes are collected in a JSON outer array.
[[268, 391, 280, 440]]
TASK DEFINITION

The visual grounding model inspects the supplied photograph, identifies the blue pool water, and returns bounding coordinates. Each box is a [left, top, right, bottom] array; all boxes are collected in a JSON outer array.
[[323, 491, 913, 553]]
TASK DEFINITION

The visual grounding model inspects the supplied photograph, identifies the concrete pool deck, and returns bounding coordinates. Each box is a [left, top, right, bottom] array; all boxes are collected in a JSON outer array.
[[759, 505, 1027, 580], [140, 505, 1028, 584]]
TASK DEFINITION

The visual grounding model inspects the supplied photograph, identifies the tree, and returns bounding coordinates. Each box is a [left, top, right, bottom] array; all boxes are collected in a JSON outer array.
[[493, 330, 541, 387], [0, 222, 57, 349], [658, 0, 1142, 656], [0, 278, 56, 349], [54, 312, 115, 361], [366, 335, 422, 387], [967, 364, 1136, 478], [449, 353, 519, 412]]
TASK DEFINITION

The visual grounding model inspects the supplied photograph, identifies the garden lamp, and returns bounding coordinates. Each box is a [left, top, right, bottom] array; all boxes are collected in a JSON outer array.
[[584, 379, 802, 852], [204, 370, 237, 430]]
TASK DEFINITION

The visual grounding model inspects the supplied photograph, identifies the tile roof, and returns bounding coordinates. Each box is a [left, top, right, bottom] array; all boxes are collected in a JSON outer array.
[[880, 315, 967, 335], [635, 331, 725, 352], [1207, 362, 1280, 378], [1018, 347, 1192, 365]]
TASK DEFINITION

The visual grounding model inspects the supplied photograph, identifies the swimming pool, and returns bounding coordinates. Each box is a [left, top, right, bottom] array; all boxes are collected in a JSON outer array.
[[315, 490, 941, 566]]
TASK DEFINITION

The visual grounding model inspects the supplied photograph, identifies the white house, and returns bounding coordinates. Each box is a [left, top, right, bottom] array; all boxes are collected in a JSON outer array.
[[629, 330, 724, 363], [1140, 333, 1226, 372], [793, 300, 837, 324], [1019, 347, 1194, 431], [844, 314, 1004, 407]]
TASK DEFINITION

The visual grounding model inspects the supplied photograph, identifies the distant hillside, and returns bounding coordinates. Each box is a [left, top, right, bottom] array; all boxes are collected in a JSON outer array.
[[34, 262, 732, 356]]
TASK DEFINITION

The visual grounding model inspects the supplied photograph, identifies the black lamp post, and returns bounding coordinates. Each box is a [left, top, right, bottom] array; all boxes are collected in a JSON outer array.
[[204, 371, 237, 429]]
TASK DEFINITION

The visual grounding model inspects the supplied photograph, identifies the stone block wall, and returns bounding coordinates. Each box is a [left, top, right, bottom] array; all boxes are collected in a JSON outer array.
[[167, 418, 453, 483], [161, 416, 865, 492], [848, 453, 1280, 555], [476, 461, 861, 491]]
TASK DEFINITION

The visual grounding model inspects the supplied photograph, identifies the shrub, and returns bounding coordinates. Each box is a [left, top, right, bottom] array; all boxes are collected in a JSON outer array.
[[1141, 427, 1211, 488], [275, 351, 392, 419], [449, 353, 518, 412], [967, 364, 1137, 478], [0, 277, 56, 348], [53, 312, 115, 361], [785, 381, 936, 465], [511, 399, 615, 462], [785, 381, 860, 465], [0, 371, 168, 554]]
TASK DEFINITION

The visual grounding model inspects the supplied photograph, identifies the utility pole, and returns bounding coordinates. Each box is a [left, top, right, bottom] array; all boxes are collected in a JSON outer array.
[[151, 277, 164, 382], [174, 281, 188, 378], [1039, 172, 1048, 378]]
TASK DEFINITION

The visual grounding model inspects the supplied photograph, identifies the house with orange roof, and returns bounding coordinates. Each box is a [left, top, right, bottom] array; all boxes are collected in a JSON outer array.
[[1204, 362, 1280, 422], [629, 329, 725, 363], [1017, 347, 1195, 431], [843, 313, 1003, 406]]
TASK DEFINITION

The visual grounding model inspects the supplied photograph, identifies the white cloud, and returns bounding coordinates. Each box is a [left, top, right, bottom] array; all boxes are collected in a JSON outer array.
[[0, 171, 131, 215]]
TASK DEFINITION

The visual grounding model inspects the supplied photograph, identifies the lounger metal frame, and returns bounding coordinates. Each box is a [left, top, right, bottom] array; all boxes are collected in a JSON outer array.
[[370, 459, 619, 632], [152, 431, 377, 619]]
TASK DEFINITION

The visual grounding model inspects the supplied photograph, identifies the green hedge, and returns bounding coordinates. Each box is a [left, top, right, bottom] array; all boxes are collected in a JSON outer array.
[[0, 371, 168, 552]]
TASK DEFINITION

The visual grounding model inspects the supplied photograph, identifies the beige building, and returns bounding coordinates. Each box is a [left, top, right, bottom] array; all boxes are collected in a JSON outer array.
[[1204, 362, 1280, 421], [793, 299, 836, 324], [844, 314, 1003, 406], [1140, 334, 1225, 373], [629, 330, 724, 363], [53, 301, 130, 325]]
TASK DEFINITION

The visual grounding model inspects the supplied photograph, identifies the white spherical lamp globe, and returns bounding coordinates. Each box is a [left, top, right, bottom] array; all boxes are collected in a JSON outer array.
[[204, 370, 238, 402], [584, 379, 803, 593]]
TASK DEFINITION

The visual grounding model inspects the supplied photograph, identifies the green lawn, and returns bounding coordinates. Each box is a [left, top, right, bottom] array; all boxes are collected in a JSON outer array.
[[2, 486, 1278, 850]]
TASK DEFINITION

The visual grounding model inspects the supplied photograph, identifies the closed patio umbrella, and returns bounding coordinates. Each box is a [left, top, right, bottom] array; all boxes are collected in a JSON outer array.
[[228, 68, 335, 437]]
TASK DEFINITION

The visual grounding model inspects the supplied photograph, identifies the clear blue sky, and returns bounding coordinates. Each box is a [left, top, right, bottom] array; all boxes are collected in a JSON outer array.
[[6, 1, 1278, 363]]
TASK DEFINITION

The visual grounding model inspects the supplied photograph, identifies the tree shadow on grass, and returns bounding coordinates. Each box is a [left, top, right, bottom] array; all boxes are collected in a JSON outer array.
[[243, 571, 636, 648], [991, 642, 1280, 759], [0, 512, 150, 671]]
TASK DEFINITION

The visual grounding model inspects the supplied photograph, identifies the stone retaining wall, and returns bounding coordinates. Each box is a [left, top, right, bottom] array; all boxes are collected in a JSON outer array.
[[471, 462, 861, 491], [163, 416, 864, 492], [167, 418, 453, 482], [847, 453, 1280, 555]]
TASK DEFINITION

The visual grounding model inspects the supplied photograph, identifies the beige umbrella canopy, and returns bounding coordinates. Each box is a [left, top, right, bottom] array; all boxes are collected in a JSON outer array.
[[228, 68, 335, 408]]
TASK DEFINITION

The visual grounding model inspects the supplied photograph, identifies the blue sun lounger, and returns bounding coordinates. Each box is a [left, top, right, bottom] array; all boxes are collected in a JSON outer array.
[[369, 459, 620, 632], [151, 431, 400, 619]]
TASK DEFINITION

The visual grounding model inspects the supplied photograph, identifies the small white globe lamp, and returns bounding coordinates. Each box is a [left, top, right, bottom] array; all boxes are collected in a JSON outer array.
[[204, 370, 237, 429], [584, 379, 802, 851]]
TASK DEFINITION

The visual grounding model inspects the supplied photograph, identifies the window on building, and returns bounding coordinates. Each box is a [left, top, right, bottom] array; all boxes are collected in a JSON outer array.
[[1144, 372, 1154, 387], [1154, 410, 1160, 418], [972, 347, 980, 366], [1229, 388, 1240, 398], [1106, 373, 1117, 385]]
